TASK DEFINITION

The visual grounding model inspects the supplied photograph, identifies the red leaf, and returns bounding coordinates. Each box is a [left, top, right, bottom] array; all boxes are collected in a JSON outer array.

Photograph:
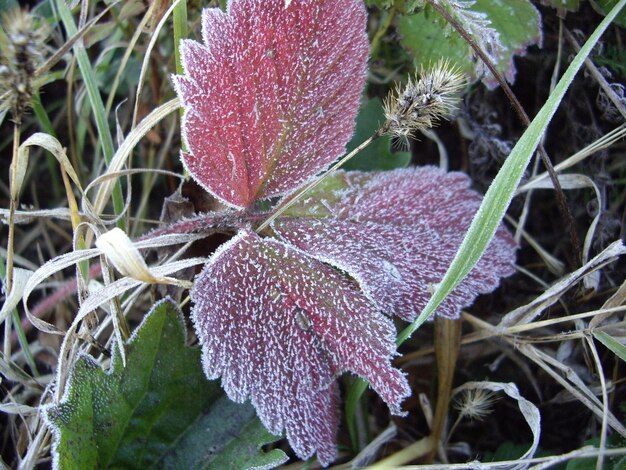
[[173, 0, 369, 208], [272, 167, 517, 321], [191, 231, 410, 465]]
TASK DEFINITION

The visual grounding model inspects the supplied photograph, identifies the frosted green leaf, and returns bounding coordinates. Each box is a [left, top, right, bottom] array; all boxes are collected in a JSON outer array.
[[593, 331, 626, 363], [398, 0, 543, 88], [42, 299, 287, 470]]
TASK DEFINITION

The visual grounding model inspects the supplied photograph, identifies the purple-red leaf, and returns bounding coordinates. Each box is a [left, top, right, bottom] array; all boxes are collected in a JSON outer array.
[[191, 231, 410, 465], [272, 167, 517, 321], [173, 0, 369, 208]]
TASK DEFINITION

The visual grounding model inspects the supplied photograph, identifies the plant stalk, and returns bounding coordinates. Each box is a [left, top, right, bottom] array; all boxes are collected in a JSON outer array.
[[425, 316, 462, 463], [5, 121, 21, 358], [370, 6, 397, 59]]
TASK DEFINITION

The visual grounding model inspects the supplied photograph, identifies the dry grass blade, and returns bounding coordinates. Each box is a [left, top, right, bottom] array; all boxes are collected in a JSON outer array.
[[16, 133, 84, 196], [86, 98, 179, 244], [519, 343, 626, 439], [499, 240, 626, 327], [517, 173, 604, 277], [132, 0, 183, 128], [452, 382, 541, 469], [0, 268, 32, 325], [75, 257, 206, 321], [96, 228, 193, 288]]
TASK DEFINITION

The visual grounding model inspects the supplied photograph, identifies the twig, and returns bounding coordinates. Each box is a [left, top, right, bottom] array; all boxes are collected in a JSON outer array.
[[370, 6, 397, 59], [565, 27, 626, 120]]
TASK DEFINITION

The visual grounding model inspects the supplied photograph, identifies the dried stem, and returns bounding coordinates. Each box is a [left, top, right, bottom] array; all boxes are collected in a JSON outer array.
[[370, 6, 397, 59], [564, 27, 626, 120], [425, 316, 462, 463], [4, 120, 21, 357]]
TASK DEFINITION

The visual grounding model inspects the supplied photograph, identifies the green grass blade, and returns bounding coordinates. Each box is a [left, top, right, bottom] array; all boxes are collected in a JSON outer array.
[[31, 92, 61, 197], [346, 0, 626, 444], [173, 0, 188, 76], [173, 0, 187, 151], [56, 0, 126, 230], [397, 0, 626, 344], [593, 331, 626, 363]]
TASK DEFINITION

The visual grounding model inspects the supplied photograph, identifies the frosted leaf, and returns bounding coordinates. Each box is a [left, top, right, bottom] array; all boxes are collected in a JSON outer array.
[[191, 231, 410, 465], [272, 167, 517, 321], [173, 0, 369, 208]]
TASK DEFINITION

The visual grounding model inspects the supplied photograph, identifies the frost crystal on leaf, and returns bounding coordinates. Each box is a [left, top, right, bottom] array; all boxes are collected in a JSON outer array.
[[173, 0, 369, 208], [191, 231, 410, 465], [272, 167, 517, 321]]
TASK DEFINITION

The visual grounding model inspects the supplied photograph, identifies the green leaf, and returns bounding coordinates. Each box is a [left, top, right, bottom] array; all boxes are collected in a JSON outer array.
[[591, 0, 626, 27], [43, 299, 287, 470], [342, 98, 411, 171], [594, 331, 626, 363], [398, 0, 542, 88], [365, 0, 422, 12]]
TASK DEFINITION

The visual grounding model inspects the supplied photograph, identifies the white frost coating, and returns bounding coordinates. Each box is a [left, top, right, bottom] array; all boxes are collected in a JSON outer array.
[[0, 267, 32, 325], [172, 0, 369, 208], [273, 167, 517, 321], [190, 230, 410, 465]]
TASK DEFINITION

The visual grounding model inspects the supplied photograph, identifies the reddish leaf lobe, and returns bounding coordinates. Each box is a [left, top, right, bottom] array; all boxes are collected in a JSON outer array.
[[173, 0, 369, 208], [191, 231, 410, 465], [273, 167, 517, 321]]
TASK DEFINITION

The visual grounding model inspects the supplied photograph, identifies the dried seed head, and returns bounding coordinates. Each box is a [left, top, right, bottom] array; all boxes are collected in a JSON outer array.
[[454, 388, 498, 421], [383, 59, 466, 140], [0, 8, 47, 120]]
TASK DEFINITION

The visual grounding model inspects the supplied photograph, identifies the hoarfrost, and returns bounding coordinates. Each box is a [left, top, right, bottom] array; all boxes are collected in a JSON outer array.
[[190, 231, 410, 465], [172, 0, 369, 208], [273, 167, 517, 321]]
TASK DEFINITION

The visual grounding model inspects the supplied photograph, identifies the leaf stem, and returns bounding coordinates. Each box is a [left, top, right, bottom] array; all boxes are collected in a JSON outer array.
[[256, 131, 380, 232], [425, 316, 461, 463], [370, 6, 397, 59]]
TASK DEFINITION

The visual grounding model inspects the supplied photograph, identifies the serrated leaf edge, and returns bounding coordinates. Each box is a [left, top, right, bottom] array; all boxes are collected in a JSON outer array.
[[40, 297, 185, 470]]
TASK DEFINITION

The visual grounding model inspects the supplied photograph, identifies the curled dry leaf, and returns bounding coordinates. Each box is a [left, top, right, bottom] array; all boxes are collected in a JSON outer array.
[[173, 0, 368, 208], [191, 231, 410, 465], [96, 228, 156, 283], [273, 167, 517, 321]]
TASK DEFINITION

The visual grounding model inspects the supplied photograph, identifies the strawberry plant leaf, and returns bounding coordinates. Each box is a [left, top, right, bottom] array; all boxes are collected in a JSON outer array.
[[191, 231, 410, 465], [173, 0, 369, 208], [272, 167, 517, 321], [42, 299, 287, 470], [398, 0, 543, 88], [342, 98, 412, 171]]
